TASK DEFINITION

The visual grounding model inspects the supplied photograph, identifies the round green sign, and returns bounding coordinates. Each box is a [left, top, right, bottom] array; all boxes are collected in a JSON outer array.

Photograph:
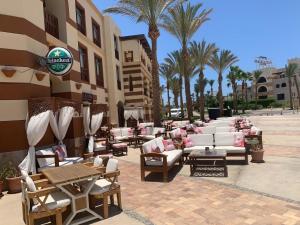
[[46, 47, 73, 76]]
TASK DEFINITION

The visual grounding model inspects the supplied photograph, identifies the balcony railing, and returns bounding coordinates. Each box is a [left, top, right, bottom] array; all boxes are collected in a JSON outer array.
[[44, 10, 59, 39], [81, 68, 89, 82]]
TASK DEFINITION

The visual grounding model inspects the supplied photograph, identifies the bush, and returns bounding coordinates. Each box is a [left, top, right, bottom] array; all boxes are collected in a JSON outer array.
[[270, 102, 284, 108], [248, 98, 276, 108]]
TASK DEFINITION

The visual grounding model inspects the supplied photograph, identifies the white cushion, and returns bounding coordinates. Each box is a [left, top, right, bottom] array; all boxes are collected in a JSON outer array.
[[152, 127, 165, 135], [94, 142, 106, 152], [183, 146, 214, 154], [216, 127, 235, 133], [155, 137, 164, 153], [25, 176, 36, 192], [145, 150, 182, 166], [32, 191, 71, 212], [188, 134, 214, 146], [115, 136, 128, 141], [143, 135, 156, 140], [214, 146, 245, 153], [93, 156, 103, 167], [111, 129, 121, 137], [201, 126, 216, 134], [36, 148, 55, 168], [142, 139, 158, 154], [89, 179, 118, 195], [106, 159, 118, 173], [215, 132, 244, 146]]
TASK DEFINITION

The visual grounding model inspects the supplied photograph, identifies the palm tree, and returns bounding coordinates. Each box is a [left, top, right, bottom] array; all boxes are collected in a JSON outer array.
[[162, 2, 212, 121], [169, 77, 180, 108], [194, 81, 200, 106], [209, 50, 238, 116], [160, 63, 175, 117], [190, 40, 217, 121], [165, 50, 185, 116], [285, 63, 298, 109], [227, 66, 242, 114], [104, 0, 178, 126], [208, 79, 215, 97], [252, 70, 263, 109]]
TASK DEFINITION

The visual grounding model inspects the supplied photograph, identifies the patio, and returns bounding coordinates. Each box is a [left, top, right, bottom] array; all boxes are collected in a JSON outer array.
[[1, 114, 300, 225]]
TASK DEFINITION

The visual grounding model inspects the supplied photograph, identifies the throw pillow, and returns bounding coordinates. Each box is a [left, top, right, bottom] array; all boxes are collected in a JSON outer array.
[[53, 145, 66, 162], [183, 137, 194, 148], [234, 134, 245, 147], [140, 128, 147, 135], [162, 139, 175, 151], [151, 146, 162, 161]]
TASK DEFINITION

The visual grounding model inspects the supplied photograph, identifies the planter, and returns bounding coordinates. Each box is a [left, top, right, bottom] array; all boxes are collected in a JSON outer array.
[[0, 181, 3, 197], [6, 176, 22, 194], [250, 150, 265, 163], [1, 68, 16, 78], [208, 108, 220, 120]]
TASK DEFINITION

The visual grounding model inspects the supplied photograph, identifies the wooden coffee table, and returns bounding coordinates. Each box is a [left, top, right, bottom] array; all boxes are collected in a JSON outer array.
[[188, 150, 228, 177]]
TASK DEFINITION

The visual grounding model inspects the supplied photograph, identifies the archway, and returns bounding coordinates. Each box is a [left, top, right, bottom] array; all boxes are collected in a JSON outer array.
[[258, 86, 267, 93], [117, 101, 125, 127], [257, 77, 267, 83]]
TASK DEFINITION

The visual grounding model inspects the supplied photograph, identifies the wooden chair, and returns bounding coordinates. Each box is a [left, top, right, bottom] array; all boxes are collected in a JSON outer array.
[[88, 159, 122, 219], [21, 173, 71, 225]]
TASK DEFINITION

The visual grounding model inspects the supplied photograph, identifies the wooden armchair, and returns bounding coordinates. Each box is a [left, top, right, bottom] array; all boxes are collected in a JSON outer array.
[[21, 174, 71, 225], [88, 159, 122, 219]]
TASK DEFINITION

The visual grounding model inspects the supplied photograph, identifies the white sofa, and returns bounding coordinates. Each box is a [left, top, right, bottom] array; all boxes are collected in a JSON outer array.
[[216, 126, 236, 133], [183, 132, 248, 164], [138, 122, 154, 129], [139, 127, 166, 140], [171, 120, 190, 129], [140, 137, 183, 182], [183, 134, 214, 154], [35, 145, 83, 172], [110, 128, 133, 141]]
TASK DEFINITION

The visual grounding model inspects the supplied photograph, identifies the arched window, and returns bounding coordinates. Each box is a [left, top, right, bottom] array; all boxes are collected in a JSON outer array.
[[257, 77, 267, 83], [129, 76, 133, 91], [281, 83, 287, 88], [258, 86, 267, 93]]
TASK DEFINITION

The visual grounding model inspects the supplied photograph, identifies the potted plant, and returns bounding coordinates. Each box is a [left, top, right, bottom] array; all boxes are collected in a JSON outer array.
[[4, 162, 22, 193], [247, 138, 265, 163]]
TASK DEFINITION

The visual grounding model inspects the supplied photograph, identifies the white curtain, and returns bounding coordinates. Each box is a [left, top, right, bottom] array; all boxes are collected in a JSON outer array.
[[19, 110, 51, 174], [124, 109, 140, 127], [88, 112, 104, 152], [83, 106, 90, 136], [49, 106, 74, 144]]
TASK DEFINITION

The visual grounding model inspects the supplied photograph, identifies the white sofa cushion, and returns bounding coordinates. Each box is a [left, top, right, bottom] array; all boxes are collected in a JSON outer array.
[[142, 138, 158, 154], [145, 150, 182, 166], [188, 134, 214, 146], [115, 136, 128, 141], [155, 136, 165, 153], [36, 148, 55, 168], [183, 146, 214, 154], [111, 129, 121, 137], [216, 126, 236, 133], [215, 132, 244, 146], [214, 146, 245, 154], [152, 127, 165, 135], [143, 135, 156, 140], [202, 126, 216, 134], [32, 191, 71, 212]]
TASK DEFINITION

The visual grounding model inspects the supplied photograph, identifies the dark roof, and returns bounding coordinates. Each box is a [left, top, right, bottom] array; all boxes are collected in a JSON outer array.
[[120, 34, 152, 58]]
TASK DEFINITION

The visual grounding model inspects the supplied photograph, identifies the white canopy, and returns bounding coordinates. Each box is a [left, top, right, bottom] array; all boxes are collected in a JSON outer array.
[[124, 107, 144, 126]]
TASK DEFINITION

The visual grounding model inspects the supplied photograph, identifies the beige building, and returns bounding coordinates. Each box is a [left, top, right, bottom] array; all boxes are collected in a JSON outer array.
[[0, 0, 152, 162]]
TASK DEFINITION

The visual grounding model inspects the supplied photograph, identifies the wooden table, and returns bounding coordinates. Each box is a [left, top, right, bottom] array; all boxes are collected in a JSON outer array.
[[188, 150, 228, 177], [42, 164, 102, 225]]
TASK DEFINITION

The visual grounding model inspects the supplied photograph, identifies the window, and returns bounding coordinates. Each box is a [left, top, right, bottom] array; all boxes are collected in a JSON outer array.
[[92, 19, 101, 47], [116, 66, 121, 90], [114, 35, 119, 60], [129, 76, 133, 91], [78, 43, 89, 82], [276, 84, 280, 88], [277, 94, 285, 100], [94, 55, 104, 87], [76, 3, 86, 35], [257, 77, 267, 83], [281, 83, 287, 88], [258, 86, 267, 93], [124, 51, 133, 62]]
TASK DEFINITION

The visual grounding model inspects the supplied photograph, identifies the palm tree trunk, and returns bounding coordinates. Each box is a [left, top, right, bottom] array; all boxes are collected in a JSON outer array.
[[174, 93, 179, 108], [199, 70, 205, 121], [167, 82, 171, 117], [255, 83, 258, 110], [210, 85, 213, 97], [288, 76, 293, 109], [182, 48, 193, 121], [218, 72, 224, 116], [293, 76, 300, 108], [242, 81, 245, 113], [233, 83, 238, 114], [179, 75, 184, 117], [149, 28, 161, 126]]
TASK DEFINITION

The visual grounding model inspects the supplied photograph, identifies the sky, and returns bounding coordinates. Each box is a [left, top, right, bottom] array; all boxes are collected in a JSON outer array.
[[93, 0, 300, 100]]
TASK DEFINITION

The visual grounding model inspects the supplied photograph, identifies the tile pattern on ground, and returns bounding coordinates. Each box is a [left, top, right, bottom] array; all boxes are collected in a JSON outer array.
[[119, 160, 300, 225]]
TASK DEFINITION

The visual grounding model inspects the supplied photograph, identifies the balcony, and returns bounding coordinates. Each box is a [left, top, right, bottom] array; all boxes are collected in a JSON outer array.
[[80, 68, 89, 82], [44, 10, 59, 39]]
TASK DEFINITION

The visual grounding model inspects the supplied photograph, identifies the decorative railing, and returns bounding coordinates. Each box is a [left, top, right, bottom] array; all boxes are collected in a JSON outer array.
[[44, 10, 59, 39]]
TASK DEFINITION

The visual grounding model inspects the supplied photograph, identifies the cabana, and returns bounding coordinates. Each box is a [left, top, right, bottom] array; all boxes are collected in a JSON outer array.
[[124, 107, 144, 127]]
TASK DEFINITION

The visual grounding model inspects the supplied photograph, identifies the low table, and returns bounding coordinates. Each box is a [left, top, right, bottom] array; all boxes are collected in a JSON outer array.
[[128, 136, 143, 148], [188, 150, 228, 177]]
